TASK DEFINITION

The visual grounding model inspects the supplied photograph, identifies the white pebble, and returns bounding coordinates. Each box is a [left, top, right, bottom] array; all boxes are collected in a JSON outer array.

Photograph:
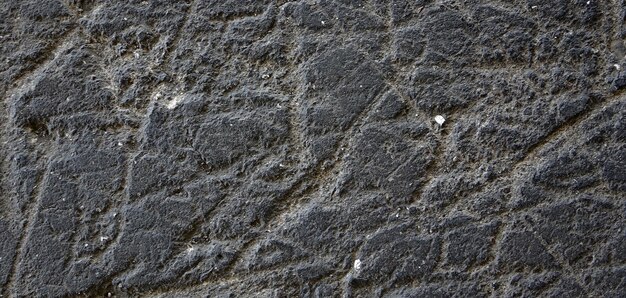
[[354, 259, 362, 271], [166, 94, 184, 109], [434, 115, 446, 125]]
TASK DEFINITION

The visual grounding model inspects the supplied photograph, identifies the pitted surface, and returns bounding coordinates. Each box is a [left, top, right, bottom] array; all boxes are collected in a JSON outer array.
[[0, 0, 625, 297]]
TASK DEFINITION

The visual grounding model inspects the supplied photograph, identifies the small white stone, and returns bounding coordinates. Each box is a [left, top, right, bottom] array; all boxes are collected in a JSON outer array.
[[614, 64, 621, 70], [354, 259, 362, 271], [434, 115, 445, 125], [166, 94, 184, 109]]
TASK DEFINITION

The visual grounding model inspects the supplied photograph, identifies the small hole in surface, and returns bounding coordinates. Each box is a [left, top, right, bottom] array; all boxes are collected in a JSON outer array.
[[24, 118, 49, 137]]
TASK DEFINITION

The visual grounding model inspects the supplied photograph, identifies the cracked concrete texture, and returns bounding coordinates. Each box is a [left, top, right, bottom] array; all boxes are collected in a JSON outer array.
[[0, 0, 625, 297]]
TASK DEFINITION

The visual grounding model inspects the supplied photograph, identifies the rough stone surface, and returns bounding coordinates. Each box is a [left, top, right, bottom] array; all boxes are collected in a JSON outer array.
[[0, 0, 625, 297]]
